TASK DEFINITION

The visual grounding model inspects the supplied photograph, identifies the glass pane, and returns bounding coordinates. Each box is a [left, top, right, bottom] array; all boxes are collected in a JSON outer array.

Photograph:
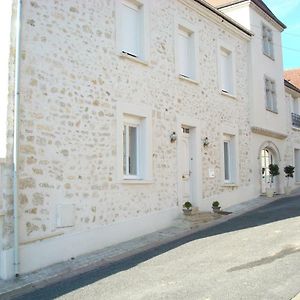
[[224, 142, 230, 181], [123, 125, 127, 175], [129, 126, 138, 175]]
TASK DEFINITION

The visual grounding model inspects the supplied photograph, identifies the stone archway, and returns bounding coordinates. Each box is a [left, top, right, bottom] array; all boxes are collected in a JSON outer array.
[[258, 141, 281, 194]]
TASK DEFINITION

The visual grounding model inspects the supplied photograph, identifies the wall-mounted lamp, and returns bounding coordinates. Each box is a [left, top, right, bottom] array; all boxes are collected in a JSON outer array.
[[203, 137, 209, 147], [170, 132, 177, 143]]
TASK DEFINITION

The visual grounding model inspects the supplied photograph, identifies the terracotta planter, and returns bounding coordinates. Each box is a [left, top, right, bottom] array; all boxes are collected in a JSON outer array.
[[284, 186, 291, 195], [182, 208, 192, 216], [212, 207, 221, 213]]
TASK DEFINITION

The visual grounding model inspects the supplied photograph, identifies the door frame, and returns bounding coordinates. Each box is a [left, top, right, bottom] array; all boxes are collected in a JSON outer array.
[[258, 141, 281, 194], [176, 117, 202, 208]]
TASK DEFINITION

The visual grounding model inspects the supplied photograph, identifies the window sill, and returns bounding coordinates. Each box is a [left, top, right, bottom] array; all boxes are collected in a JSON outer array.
[[119, 52, 148, 66], [292, 126, 300, 131], [178, 74, 199, 85], [263, 52, 275, 61], [119, 179, 153, 185], [266, 108, 278, 114], [222, 183, 238, 187], [220, 90, 236, 99]]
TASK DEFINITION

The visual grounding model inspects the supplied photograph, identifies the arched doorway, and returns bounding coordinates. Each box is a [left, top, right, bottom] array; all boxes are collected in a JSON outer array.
[[259, 142, 281, 194]]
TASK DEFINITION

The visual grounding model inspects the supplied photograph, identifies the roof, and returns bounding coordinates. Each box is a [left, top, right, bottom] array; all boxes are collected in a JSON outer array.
[[284, 69, 300, 90], [284, 80, 300, 94], [205, 0, 286, 29], [193, 0, 252, 36]]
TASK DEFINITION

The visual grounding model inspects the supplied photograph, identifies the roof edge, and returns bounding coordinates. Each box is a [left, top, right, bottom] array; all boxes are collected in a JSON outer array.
[[217, 0, 286, 29], [285, 80, 300, 94], [193, 0, 253, 36]]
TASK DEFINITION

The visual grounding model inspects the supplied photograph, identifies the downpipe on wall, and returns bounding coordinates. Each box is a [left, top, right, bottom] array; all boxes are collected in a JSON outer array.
[[13, 0, 22, 277]]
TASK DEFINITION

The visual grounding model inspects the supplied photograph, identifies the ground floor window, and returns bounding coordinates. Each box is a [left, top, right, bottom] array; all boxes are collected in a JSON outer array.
[[117, 103, 152, 181], [223, 134, 236, 184], [123, 116, 140, 178]]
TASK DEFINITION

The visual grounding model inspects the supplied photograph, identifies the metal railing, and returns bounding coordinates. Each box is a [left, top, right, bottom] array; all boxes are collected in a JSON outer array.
[[292, 113, 300, 128]]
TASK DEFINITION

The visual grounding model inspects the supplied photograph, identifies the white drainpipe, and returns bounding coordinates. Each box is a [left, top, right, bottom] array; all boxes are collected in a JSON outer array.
[[13, 0, 22, 277]]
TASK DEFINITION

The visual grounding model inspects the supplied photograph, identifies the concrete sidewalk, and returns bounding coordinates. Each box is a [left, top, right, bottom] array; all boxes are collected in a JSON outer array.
[[1, 191, 300, 299]]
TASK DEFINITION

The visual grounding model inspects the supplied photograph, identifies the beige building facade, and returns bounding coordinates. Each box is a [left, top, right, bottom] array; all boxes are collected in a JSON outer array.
[[0, 0, 298, 279]]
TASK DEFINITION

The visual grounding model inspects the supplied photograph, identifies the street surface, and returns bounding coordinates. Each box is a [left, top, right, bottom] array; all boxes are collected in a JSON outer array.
[[15, 195, 300, 300]]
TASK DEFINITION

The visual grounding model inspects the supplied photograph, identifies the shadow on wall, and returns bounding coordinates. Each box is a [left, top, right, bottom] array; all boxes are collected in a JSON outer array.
[[15, 195, 300, 300]]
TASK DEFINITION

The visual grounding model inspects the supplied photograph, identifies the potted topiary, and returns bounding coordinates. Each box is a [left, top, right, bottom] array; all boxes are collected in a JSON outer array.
[[266, 164, 280, 197], [182, 201, 192, 215], [212, 201, 221, 213], [284, 165, 295, 195]]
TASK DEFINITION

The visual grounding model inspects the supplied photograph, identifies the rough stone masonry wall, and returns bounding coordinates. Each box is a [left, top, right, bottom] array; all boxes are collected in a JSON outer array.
[[1, 0, 17, 251], [16, 0, 251, 243]]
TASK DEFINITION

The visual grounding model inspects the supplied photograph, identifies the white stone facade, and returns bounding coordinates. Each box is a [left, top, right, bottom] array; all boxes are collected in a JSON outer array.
[[0, 0, 298, 278]]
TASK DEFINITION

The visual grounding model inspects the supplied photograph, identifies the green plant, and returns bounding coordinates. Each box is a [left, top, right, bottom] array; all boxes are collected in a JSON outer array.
[[212, 201, 220, 208], [268, 164, 279, 188], [284, 165, 295, 187], [183, 201, 192, 210]]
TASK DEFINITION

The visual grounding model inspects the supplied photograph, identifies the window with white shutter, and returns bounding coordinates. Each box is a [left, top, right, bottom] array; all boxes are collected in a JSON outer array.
[[177, 24, 196, 80], [265, 77, 277, 112], [219, 46, 234, 95], [262, 24, 274, 59], [117, 0, 148, 61]]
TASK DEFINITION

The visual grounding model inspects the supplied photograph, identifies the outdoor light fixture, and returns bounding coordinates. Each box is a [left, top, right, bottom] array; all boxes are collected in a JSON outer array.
[[203, 137, 209, 147], [170, 132, 177, 143]]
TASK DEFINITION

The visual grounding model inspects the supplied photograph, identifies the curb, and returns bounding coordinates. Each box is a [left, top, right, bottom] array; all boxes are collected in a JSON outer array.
[[1, 192, 299, 299]]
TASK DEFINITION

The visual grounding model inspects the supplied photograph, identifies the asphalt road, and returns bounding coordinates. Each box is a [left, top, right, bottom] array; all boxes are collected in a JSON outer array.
[[15, 195, 300, 300]]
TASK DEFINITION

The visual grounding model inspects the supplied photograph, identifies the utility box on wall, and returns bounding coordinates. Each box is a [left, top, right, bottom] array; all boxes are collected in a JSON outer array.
[[56, 203, 75, 228]]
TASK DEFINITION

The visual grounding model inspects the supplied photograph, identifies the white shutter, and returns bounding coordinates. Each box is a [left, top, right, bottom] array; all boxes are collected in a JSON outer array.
[[121, 2, 140, 57], [293, 98, 299, 114], [221, 50, 232, 93], [178, 30, 191, 78]]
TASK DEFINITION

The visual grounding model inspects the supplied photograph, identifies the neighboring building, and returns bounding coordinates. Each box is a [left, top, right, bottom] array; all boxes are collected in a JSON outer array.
[[0, 0, 298, 279], [285, 68, 300, 90]]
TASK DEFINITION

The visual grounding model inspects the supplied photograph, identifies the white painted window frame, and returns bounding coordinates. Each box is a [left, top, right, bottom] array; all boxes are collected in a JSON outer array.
[[217, 41, 236, 98], [175, 18, 199, 83], [264, 75, 277, 113], [115, 0, 149, 63], [220, 127, 239, 186], [262, 23, 274, 59], [116, 102, 152, 183], [123, 116, 141, 179]]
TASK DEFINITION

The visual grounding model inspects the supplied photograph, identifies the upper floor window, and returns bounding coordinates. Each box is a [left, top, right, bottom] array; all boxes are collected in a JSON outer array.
[[117, 0, 148, 61], [265, 77, 277, 113], [262, 24, 274, 59], [219, 46, 234, 95], [177, 24, 197, 81]]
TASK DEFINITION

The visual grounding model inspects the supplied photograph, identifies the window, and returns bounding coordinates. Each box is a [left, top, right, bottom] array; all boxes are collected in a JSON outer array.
[[293, 97, 299, 115], [223, 135, 236, 184], [117, 103, 152, 182], [117, 0, 148, 61], [219, 47, 234, 95], [265, 77, 277, 112], [123, 116, 140, 178], [262, 24, 274, 59], [177, 24, 197, 80]]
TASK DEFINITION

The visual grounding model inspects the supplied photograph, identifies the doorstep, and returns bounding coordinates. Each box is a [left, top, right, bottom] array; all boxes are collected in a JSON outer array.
[[1, 189, 300, 299]]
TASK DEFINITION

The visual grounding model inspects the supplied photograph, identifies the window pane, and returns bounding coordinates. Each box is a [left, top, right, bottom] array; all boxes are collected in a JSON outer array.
[[129, 126, 138, 175], [224, 141, 230, 181], [123, 125, 127, 175]]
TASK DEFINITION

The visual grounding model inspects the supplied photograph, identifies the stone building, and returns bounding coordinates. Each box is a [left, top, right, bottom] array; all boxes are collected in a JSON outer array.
[[0, 0, 298, 279]]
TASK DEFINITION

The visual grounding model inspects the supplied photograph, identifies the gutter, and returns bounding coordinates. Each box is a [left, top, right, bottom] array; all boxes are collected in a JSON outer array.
[[13, 0, 22, 277]]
